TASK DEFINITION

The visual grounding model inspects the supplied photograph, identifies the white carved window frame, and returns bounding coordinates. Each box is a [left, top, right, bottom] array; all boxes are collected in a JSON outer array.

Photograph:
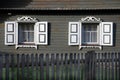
[[16, 16, 38, 49], [79, 16, 102, 50]]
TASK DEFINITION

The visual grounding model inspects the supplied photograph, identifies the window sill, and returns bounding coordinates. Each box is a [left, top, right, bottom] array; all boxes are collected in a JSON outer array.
[[79, 45, 102, 50], [15, 44, 37, 49]]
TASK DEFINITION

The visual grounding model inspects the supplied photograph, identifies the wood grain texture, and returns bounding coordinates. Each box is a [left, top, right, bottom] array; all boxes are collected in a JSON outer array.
[[1, 0, 120, 9]]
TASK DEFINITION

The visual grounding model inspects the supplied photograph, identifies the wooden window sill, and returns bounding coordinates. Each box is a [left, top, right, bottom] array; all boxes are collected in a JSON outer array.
[[15, 44, 37, 49], [79, 45, 102, 50]]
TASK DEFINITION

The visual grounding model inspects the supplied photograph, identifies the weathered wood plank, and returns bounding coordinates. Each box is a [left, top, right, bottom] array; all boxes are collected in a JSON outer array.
[[40, 54, 44, 80], [21, 54, 25, 80], [81, 53, 85, 80], [74, 53, 77, 80], [35, 54, 39, 80], [118, 52, 120, 80], [108, 53, 110, 80], [11, 54, 15, 80], [97, 53, 101, 80], [5, 54, 9, 80], [115, 53, 118, 80], [69, 53, 73, 80], [77, 53, 80, 80], [64, 53, 68, 80], [31, 54, 34, 80], [104, 53, 107, 80], [112, 53, 114, 80], [56, 53, 60, 80], [60, 53, 64, 80], [26, 54, 29, 79], [46, 54, 49, 80], [51, 54, 55, 80], [17, 54, 20, 80], [0, 54, 3, 80]]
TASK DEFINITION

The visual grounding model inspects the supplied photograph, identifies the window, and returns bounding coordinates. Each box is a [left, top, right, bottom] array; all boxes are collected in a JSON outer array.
[[82, 23, 98, 44], [19, 23, 34, 44], [5, 16, 48, 49], [68, 16, 113, 50]]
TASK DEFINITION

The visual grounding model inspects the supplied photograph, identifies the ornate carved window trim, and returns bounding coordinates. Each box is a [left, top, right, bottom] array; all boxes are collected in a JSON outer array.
[[80, 16, 102, 22], [17, 16, 38, 22]]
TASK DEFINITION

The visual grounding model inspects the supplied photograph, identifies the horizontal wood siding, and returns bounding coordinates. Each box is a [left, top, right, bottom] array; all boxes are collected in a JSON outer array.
[[0, 15, 120, 54]]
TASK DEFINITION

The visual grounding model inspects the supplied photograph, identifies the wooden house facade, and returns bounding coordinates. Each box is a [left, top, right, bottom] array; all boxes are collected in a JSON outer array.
[[0, 0, 120, 54]]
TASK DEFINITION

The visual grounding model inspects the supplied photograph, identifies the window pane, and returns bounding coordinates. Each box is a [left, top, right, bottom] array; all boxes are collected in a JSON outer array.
[[91, 32, 97, 42], [23, 32, 28, 42], [91, 25, 97, 31], [84, 32, 90, 42], [28, 32, 34, 42], [23, 25, 27, 31], [29, 25, 34, 31], [83, 23, 97, 31], [84, 25, 90, 31]]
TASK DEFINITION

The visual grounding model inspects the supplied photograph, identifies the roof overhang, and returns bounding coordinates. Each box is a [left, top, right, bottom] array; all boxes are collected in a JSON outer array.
[[1, 7, 120, 10]]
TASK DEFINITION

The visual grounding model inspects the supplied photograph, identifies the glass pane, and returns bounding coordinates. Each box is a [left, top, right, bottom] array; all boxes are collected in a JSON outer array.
[[84, 32, 90, 42], [23, 32, 28, 42], [91, 25, 97, 31], [28, 32, 34, 42], [83, 23, 97, 31], [23, 25, 28, 31], [29, 25, 34, 31], [84, 25, 90, 31], [91, 32, 97, 42]]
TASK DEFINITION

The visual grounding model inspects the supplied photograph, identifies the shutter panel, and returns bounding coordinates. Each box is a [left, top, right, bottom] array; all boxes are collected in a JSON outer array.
[[5, 21, 16, 45], [35, 22, 48, 45], [100, 22, 113, 46], [68, 22, 80, 45]]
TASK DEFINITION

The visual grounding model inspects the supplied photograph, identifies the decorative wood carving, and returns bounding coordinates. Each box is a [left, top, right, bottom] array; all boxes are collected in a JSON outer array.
[[79, 45, 102, 50], [80, 16, 101, 22], [17, 16, 38, 22], [16, 45, 37, 49]]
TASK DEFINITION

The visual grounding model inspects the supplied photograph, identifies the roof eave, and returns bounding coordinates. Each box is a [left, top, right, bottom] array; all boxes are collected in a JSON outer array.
[[1, 8, 120, 10]]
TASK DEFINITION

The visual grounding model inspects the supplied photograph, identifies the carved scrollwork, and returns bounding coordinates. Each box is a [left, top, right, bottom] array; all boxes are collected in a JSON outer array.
[[15, 45, 37, 49], [17, 16, 38, 22], [80, 16, 101, 22]]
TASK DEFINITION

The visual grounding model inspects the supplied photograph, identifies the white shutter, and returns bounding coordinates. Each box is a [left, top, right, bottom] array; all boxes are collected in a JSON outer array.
[[34, 22, 48, 45], [68, 22, 80, 45], [79, 22, 82, 46], [5, 21, 16, 45], [100, 22, 113, 46]]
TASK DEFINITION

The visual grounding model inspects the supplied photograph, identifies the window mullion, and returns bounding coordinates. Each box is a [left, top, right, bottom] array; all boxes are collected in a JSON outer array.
[[90, 32, 91, 43]]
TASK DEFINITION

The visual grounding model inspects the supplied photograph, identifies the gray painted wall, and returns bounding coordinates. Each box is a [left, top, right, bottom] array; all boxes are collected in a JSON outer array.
[[0, 15, 119, 54]]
